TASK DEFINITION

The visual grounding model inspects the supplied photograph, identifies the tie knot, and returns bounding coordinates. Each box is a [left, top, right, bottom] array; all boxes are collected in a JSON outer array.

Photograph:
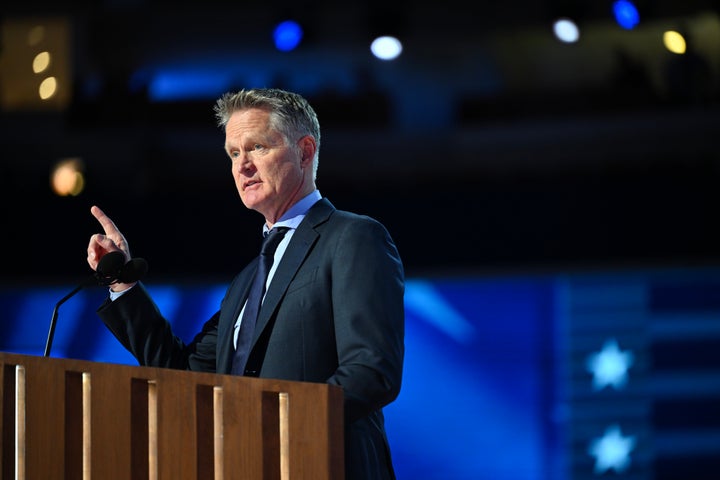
[[261, 226, 290, 257]]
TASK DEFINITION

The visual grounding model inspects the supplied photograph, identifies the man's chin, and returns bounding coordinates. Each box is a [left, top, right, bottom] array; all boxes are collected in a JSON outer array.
[[239, 191, 258, 208], [239, 196, 267, 216]]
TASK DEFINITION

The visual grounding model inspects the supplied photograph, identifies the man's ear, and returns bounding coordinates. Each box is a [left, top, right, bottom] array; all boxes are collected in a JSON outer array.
[[298, 135, 316, 167]]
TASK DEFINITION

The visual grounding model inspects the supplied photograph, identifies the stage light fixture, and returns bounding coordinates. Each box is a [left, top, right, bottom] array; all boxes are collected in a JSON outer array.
[[273, 20, 303, 52], [553, 18, 580, 43], [0, 17, 71, 110], [663, 30, 687, 54], [51, 158, 85, 197], [32, 51, 51, 73], [612, 0, 640, 30], [370, 36, 403, 61]]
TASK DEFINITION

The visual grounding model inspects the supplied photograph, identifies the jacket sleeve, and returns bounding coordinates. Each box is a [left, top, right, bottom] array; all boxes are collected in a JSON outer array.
[[97, 282, 219, 373], [326, 217, 406, 423]]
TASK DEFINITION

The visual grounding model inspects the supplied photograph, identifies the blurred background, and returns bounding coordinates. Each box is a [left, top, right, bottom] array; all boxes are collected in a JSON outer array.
[[1, 1, 720, 479]]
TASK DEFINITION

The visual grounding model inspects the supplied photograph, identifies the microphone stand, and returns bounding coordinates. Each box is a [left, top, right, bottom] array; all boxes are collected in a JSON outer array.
[[43, 251, 127, 357], [44, 282, 89, 357]]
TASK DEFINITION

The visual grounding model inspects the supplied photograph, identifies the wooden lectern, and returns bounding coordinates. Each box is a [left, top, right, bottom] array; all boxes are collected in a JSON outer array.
[[0, 352, 344, 479]]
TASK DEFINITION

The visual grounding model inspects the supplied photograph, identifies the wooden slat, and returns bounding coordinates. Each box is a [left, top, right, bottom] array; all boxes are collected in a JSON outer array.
[[0, 352, 344, 480], [213, 386, 224, 480], [279, 392, 289, 480], [15, 365, 26, 480], [147, 381, 157, 480], [82, 372, 91, 480]]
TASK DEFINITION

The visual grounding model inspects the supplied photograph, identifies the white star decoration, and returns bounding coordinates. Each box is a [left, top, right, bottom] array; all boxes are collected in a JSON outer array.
[[588, 424, 636, 474], [586, 338, 634, 390]]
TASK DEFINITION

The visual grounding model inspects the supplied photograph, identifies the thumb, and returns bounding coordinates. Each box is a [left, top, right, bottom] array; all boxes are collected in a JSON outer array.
[[93, 234, 127, 258]]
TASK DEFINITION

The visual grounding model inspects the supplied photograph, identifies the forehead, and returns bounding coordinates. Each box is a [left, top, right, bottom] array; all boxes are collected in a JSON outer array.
[[225, 107, 272, 137]]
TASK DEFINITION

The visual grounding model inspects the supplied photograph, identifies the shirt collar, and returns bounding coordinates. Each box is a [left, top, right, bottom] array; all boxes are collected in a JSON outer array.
[[262, 190, 322, 235]]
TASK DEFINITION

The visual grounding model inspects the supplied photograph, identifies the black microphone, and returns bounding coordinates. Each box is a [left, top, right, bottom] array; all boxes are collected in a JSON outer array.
[[119, 257, 149, 283], [93, 251, 127, 286], [43, 252, 148, 357]]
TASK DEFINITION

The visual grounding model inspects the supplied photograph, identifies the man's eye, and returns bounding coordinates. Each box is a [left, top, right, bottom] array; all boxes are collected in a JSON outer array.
[[253, 144, 264, 151]]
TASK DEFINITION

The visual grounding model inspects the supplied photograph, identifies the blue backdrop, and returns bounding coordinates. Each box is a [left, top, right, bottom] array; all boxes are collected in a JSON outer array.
[[2, 266, 719, 479]]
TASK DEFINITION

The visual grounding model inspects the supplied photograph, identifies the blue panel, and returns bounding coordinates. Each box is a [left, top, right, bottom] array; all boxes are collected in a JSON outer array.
[[148, 70, 233, 101], [0, 275, 561, 479]]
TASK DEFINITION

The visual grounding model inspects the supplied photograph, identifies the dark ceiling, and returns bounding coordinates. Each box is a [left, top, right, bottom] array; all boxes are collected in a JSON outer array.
[[1, 1, 720, 283]]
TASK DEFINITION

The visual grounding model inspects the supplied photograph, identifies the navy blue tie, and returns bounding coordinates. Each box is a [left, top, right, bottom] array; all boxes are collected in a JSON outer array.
[[231, 226, 290, 375]]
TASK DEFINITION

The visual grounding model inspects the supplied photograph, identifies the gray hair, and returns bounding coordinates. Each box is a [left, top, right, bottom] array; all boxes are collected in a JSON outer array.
[[214, 88, 321, 178]]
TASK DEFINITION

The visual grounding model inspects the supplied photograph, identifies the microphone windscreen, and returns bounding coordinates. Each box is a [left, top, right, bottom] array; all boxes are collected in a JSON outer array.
[[119, 257, 148, 283], [96, 251, 125, 278]]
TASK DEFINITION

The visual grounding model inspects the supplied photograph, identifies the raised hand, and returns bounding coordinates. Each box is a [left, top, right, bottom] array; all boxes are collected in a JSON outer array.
[[87, 205, 132, 276]]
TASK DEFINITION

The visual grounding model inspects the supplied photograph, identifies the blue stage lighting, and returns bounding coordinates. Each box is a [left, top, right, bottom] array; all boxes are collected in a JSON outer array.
[[612, 0, 640, 30], [148, 70, 230, 101], [273, 20, 303, 52]]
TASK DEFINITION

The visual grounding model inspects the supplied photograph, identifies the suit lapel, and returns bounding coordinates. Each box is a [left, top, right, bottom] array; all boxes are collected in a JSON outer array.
[[252, 198, 334, 342]]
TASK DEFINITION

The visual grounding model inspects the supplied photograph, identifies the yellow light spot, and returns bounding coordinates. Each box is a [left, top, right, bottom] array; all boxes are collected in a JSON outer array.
[[663, 30, 687, 55], [38, 76, 57, 100], [33, 51, 51, 73], [51, 158, 85, 196]]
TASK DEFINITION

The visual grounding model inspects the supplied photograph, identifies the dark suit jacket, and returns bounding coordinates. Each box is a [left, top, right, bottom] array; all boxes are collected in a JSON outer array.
[[99, 198, 405, 480]]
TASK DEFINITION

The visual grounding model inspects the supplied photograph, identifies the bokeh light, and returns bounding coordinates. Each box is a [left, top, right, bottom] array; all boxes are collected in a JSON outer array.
[[51, 158, 85, 196], [370, 36, 403, 60]]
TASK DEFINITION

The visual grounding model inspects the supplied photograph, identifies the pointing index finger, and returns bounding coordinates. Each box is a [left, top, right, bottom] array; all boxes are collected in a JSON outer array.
[[91, 205, 122, 236]]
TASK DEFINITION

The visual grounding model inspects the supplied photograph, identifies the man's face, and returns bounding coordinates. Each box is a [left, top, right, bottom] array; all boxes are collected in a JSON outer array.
[[224, 108, 312, 224]]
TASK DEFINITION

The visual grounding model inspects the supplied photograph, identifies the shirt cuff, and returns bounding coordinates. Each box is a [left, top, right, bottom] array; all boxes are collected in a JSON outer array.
[[109, 284, 134, 301]]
